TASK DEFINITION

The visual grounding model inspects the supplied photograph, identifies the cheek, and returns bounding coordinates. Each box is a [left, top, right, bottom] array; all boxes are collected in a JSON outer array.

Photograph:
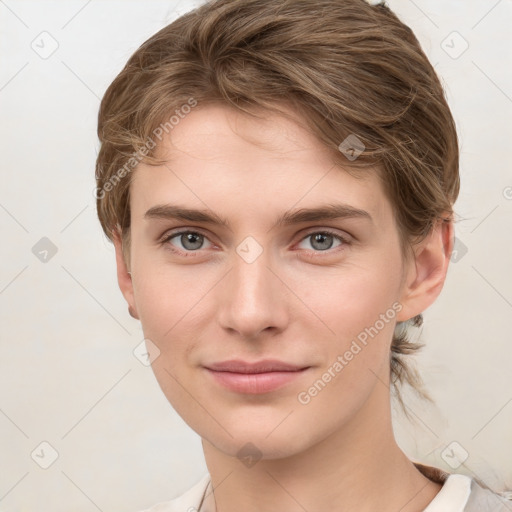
[[134, 272, 203, 416], [300, 259, 403, 388], [133, 262, 210, 337], [297, 311, 398, 425], [302, 261, 402, 339]]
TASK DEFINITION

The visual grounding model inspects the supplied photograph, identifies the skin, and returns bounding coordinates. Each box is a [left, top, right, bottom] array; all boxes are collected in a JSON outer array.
[[113, 103, 454, 512]]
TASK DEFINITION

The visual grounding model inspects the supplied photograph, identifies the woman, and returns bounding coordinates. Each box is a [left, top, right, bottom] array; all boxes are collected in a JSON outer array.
[[94, 0, 512, 510]]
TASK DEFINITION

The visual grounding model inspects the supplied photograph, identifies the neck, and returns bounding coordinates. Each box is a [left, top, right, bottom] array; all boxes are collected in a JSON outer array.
[[201, 383, 442, 512]]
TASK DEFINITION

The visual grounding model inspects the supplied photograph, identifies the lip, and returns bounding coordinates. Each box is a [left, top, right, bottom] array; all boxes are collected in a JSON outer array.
[[204, 359, 310, 394], [206, 359, 307, 373]]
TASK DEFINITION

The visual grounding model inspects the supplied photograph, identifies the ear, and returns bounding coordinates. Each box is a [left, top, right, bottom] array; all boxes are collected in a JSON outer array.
[[112, 228, 139, 320], [396, 219, 454, 322]]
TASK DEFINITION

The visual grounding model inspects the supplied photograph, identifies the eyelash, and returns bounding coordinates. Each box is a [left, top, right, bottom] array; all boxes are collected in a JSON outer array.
[[159, 229, 350, 259]]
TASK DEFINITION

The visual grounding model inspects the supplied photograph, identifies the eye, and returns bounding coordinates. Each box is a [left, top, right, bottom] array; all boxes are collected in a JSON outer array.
[[296, 230, 347, 253], [161, 230, 214, 255]]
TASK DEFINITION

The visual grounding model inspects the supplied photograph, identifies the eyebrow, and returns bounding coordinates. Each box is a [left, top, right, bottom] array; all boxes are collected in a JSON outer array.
[[144, 203, 372, 230]]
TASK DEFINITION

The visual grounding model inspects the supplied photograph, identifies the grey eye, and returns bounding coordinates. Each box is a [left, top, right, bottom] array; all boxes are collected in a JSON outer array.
[[168, 231, 212, 251], [298, 232, 343, 252]]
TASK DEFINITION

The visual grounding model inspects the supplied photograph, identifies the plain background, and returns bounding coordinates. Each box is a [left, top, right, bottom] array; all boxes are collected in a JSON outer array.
[[1, 1, 511, 510]]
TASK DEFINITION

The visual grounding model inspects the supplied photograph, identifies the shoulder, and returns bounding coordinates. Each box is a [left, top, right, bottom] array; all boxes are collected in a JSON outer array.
[[464, 478, 512, 512], [413, 461, 512, 512], [136, 473, 211, 512]]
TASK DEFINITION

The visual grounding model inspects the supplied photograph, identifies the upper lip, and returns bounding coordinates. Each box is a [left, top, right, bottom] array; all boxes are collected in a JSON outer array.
[[205, 359, 308, 374]]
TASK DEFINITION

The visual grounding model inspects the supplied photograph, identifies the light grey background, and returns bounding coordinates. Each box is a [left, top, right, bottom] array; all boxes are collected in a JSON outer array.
[[0, 1, 511, 511]]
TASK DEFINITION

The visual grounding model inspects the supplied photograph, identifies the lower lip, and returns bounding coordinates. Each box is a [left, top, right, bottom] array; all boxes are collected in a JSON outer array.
[[205, 368, 309, 394]]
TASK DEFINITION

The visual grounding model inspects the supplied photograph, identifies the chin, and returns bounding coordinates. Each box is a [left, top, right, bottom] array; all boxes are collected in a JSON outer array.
[[200, 418, 317, 462]]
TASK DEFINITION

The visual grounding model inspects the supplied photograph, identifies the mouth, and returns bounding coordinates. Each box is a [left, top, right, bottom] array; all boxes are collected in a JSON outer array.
[[203, 359, 311, 394]]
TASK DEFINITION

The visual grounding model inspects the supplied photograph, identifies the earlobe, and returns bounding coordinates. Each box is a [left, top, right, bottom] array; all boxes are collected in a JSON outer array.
[[128, 304, 139, 319], [396, 219, 454, 322], [112, 229, 140, 320]]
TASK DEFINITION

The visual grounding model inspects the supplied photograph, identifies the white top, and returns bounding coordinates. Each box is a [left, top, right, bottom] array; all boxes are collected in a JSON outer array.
[[138, 469, 512, 512], [423, 474, 471, 512]]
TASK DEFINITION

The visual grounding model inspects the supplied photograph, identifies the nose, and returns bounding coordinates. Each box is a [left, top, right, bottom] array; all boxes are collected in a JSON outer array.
[[216, 246, 289, 341]]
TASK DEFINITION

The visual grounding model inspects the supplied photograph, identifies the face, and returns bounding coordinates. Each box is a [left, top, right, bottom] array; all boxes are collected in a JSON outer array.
[[116, 103, 436, 460]]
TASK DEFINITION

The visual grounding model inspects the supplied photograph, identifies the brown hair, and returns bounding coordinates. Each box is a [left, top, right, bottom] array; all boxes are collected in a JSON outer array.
[[95, 0, 460, 413]]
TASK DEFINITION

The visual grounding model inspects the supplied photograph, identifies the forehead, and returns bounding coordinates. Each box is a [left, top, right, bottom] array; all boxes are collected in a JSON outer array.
[[130, 103, 391, 229], [161, 102, 332, 161]]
